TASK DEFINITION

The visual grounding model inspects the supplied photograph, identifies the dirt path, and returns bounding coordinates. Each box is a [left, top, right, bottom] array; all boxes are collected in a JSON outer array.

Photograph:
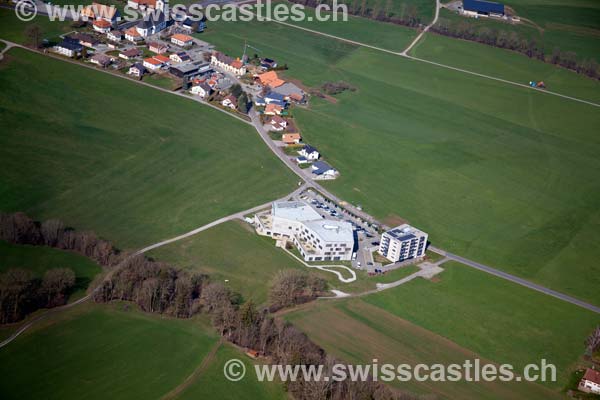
[[160, 339, 224, 400]]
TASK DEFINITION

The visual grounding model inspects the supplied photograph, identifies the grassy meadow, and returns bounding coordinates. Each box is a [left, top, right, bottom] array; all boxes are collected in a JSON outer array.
[[435, 5, 600, 63], [410, 33, 600, 104], [0, 302, 220, 400], [0, 240, 102, 300], [362, 262, 599, 387], [175, 343, 287, 400], [0, 47, 296, 250], [0, 9, 72, 45], [286, 298, 567, 399], [149, 220, 420, 303], [202, 18, 600, 307]]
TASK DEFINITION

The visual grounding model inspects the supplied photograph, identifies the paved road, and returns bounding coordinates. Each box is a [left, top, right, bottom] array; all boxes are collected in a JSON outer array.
[[261, 9, 600, 109], [0, 293, 91, 349], [135, 184, 307, 254], [429, 246, 600, 314]]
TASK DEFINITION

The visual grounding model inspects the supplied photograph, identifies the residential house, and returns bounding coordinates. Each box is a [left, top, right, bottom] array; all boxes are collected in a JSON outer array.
[[124, 26, 142, 42], [90, 53, 111, 67], [298, 145, 319, 161], [191, 82, 213, 98], [181, 17, 206, 33], [153, 54, 170, 64], [221, 95, 238, 110], [171, 34, 193, 47], [257, 70, 284, 88], [264, 103, 283, 116], [128, 62, 147, 77], [264, 92, 286, 107], [92, 19, 112, 33], [272, 82, 306, 103], [579, 368, 600, 394], [269, 115, 287, 131], [210, 51, 247, 76], [260, 58, 277, 70], [311, 161, 337, 178], [148, 41, 168, 54], [296, 156, 308, 164], [282, 133, 301, 145], [107, 30, 123, 42], [119, 47, 141, 59], [81, 2, 119, 26], [169, 61, 211, 80], [136, 12, 167, 37], [143, 57, 163, 71], [69, 33, 98, 48], [54, 38, 82, 58], [169, 52, 191, 63], [127, 0, 167, 12]]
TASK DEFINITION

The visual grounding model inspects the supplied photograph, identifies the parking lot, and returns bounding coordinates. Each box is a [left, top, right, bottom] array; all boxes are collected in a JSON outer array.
[[293, 189, 384, 272]]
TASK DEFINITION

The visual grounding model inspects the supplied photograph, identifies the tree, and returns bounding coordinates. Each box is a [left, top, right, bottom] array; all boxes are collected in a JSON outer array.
[[41, 268, 76, 307], [230, 83, 243, 98], [24, 24, 42, 49], [237, 92, 248, 113]]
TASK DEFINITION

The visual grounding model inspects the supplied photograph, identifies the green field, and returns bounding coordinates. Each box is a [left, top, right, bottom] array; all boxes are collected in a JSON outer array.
[[0, 302, 220, 400], [286, 298, 565, 399], [0, 9, 72, 45], [333, 0, 436, 24], [362, 262, 599, 387], [272, 0, 417, 52], [0, 240, 102, 300], [0, 47, 296, 250], [203, 18, 600, 307], [176, 343, 286, 400], [435, 5, 600, 63], [410, 33, 600, 103]]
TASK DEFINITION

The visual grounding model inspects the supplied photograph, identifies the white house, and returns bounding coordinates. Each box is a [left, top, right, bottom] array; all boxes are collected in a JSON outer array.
[[128, 62, 146, 77], [171, 34, 193, 47], [148, 41, 168, 54], [221, 95, 237, 109], [254, 201, 354, 262], [298, 145, 319, 161], [210, 51, 247, 76], [191, 82, 212, 98], [170, 52, 191, 63], [107, 30, 123, 42], [54, 39, 82, 58], [378, 224, 428, 263], [311, 161, 337, 178], [124, 27, 142, 42], [127, 0, 167, 12], [143, 57, 163, 71], [579, 368, 600, 394], [92, 19, 112, 33]]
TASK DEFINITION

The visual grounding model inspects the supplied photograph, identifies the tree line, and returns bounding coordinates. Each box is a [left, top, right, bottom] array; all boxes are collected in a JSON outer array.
[[0, 267, 76, 323], [94, 260, 421, 399], [0, 212, 424, 398], [288, 0, 423, 28], [0, 212, 122, 267], [431, 19, 599, 80]]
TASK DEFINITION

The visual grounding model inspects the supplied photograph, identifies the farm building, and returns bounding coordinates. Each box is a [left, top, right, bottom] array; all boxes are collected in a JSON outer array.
[[461, 0, 505, 17]]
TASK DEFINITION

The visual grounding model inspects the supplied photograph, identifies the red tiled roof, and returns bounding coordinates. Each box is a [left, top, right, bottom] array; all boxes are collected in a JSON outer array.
[[171, 34, 193, 42], [583, 368, 600, 385], [93, 19, 111, 28], [144, 57, 162, 66], [153, 54, 170, 63]]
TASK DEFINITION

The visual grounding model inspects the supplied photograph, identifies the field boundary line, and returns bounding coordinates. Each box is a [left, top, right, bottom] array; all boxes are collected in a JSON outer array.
[[430, 246, 600, 314], [256, 13, 600, 108], [161, 339, 224, 400]]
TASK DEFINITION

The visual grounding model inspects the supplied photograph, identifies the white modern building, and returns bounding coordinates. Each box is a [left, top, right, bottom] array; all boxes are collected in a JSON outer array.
[[378, 224, 428, 263], [255, 201, 354, 262]]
